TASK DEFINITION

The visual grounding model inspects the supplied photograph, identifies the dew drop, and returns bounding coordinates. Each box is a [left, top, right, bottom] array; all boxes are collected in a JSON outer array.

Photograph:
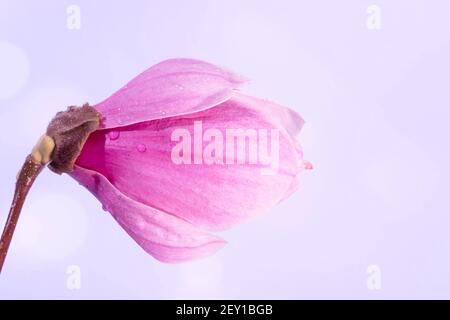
[[159, 110, 167, 116], [137, 144, 147, 153], [175, 84, 184, 90], [108, 131, 120, 140]]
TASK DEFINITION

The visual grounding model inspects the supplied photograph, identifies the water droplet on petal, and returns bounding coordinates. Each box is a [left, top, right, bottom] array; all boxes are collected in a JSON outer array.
[[175, 84, 184, 90], [137, 144, 147, 153], [108, 131, 120, 140], [159, 110, 167, 116]]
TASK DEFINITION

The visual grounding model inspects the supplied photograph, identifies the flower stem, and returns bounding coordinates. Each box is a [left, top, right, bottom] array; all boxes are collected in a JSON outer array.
[[0, 155, 43, 273]]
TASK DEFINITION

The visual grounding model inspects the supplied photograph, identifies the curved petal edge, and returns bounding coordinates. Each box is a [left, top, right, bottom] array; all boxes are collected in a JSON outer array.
[[95, 58, 248, 129], [69, 165, 227, 263]]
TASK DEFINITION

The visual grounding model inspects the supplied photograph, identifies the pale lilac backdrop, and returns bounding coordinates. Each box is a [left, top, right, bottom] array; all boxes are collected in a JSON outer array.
[[0, 0, 449, 299]]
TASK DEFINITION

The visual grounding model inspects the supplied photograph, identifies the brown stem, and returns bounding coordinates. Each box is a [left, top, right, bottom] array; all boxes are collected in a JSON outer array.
[[0, 155, 43, 273]]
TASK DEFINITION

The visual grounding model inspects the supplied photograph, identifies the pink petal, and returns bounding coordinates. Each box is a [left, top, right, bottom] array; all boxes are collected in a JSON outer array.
[[232, 92, 305, 137], [76, 95, 304, 231], [69, 165, 226, 263], [95, 59, 248, 129]]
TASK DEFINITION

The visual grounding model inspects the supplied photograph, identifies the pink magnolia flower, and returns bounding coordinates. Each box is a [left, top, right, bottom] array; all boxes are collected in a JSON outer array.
[[0, 58, 310, 272]]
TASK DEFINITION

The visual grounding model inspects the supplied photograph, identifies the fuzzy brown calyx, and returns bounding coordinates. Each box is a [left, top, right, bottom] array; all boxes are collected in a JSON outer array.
[[46, 103, 101, 174]]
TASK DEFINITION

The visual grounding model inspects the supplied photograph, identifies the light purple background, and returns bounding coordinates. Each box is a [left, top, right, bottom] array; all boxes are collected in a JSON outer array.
[[0, 0, 449, 299]]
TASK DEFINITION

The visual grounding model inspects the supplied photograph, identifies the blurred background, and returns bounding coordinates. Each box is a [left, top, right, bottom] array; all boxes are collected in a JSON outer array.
[[0, 0, 449, 299]]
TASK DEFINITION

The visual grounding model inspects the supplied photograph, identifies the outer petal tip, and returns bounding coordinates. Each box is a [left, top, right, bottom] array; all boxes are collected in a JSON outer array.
[[149, 238, 228, 264], [232, 92, 305, 137], [303, 160, 314, 170]]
